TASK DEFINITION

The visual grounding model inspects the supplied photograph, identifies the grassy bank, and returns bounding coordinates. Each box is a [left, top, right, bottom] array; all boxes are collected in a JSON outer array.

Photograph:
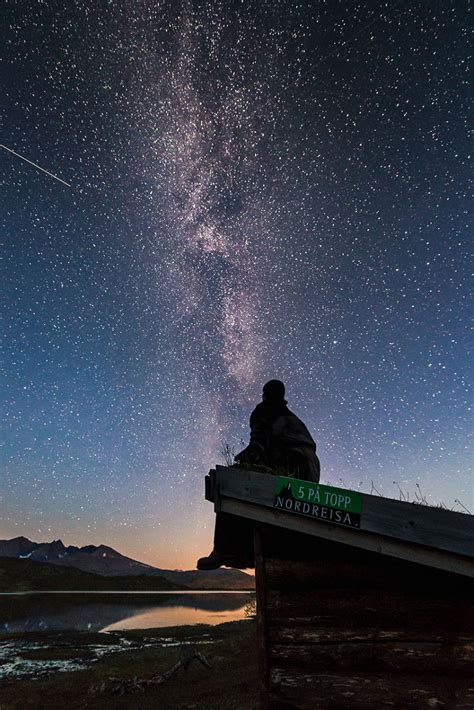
[[0, 620, 258, 709]]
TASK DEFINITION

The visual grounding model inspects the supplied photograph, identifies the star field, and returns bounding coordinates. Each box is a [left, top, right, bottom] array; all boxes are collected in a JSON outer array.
[[1, 1, 472, 568]]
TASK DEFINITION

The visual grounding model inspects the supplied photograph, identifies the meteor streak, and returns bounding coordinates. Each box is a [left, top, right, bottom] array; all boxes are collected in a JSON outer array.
[[1, 144, 72, 187]]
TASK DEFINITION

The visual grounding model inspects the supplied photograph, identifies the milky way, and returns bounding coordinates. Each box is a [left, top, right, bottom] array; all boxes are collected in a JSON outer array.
[[2, 1, 471, 567]]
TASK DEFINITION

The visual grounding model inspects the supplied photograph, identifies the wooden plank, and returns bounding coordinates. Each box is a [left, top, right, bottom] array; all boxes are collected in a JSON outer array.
[[219, 496, 474, 578], [268, 627, 474, 645], [204, 473, 214, 502], [264, 555, 470, 589], [213, 467, 474, 560], [265, 589, 474, 631], [263, 553, 474, 596], [254, 527, 269, 710], [263, 554, 399, 583], [268, 670, 474, 709], [363, 494, 474, 554], [269, 638, 474, 674]]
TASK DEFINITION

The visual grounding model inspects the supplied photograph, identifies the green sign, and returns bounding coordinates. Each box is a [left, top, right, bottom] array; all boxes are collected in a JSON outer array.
[[274, 477, 362, 529]]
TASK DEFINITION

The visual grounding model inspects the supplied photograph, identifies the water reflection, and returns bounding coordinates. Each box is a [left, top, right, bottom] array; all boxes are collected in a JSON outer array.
[[0, 592, 254, 633]]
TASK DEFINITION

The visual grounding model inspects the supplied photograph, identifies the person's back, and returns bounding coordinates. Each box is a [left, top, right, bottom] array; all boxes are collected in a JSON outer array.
[[235, 380, 320, 481], [271, 406, 320, 482]]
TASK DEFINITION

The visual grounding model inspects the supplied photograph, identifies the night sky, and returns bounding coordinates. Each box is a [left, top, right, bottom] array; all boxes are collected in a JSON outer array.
[[2, 1, 471, 569]]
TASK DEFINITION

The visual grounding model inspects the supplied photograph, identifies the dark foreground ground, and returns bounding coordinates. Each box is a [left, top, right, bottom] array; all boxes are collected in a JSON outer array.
[[0, 620, 258, 709]]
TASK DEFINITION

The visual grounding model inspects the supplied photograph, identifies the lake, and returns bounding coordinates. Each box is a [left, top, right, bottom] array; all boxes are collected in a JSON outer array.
[[0, 591, 255, 633]]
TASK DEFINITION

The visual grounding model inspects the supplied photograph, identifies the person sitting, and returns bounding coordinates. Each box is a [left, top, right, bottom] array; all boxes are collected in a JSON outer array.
[[234, 379, 320, 481], [196, 380, 320, 570]]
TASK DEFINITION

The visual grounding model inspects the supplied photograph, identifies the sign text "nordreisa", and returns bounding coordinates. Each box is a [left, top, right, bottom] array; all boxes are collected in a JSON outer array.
[[273, 477, 362, 529]]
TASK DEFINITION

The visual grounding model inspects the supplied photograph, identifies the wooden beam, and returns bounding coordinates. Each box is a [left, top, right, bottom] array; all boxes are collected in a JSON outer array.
[[212, 466, 474, 560], [254, 528, 269, 710], [218, 497, 474, 578]]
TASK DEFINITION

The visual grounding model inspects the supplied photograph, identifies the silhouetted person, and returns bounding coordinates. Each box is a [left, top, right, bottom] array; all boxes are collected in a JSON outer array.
[[235, 379, 320, 481], [197, 380, 320, 570]]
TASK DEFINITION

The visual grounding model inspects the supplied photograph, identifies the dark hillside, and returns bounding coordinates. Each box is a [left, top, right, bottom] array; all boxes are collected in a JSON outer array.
[[0, 557, 183, 592]]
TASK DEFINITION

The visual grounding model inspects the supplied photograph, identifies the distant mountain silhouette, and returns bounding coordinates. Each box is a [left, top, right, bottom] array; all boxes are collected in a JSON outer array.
[[0, 536, 156, 575], [0, 537, 255, 590]]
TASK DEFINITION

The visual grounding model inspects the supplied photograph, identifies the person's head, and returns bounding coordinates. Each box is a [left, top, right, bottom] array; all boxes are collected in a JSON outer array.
[[262, 379, 286, 403]]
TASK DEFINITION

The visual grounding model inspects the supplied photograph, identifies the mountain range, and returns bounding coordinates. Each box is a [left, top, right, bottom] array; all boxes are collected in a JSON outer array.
[[0, 536, 255, 590]]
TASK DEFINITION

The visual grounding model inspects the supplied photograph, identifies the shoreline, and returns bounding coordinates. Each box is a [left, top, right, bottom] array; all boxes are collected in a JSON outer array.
[[0, 620, 258, 709], [0, 589, 255, 595]]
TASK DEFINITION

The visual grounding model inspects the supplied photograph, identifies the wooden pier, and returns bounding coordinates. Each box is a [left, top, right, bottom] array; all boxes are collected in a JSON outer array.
[[205, 466, 474, 709]]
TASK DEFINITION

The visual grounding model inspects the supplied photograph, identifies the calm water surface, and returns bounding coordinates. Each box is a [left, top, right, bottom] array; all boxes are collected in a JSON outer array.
[[0, 592, 255, 633]]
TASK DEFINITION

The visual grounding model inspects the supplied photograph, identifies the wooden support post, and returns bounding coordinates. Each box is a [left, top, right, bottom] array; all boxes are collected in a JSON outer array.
[[254, 525, 269, 710]]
